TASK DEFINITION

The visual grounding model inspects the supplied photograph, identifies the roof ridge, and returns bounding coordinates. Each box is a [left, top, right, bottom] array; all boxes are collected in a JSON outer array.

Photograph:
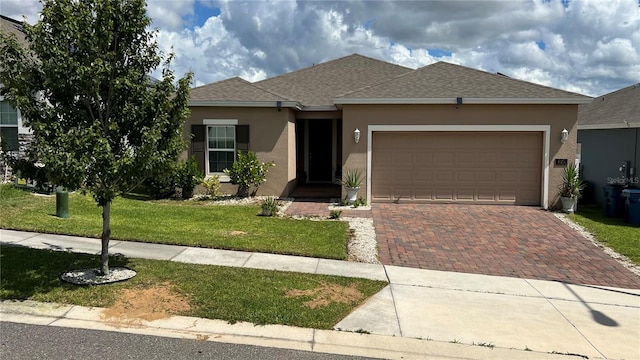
[[593, 82, 640, 99], [434, 62, 589, 97], [190, 76, 246, 91], [254, 53, 411, 86], [335, 62, 426, 98]]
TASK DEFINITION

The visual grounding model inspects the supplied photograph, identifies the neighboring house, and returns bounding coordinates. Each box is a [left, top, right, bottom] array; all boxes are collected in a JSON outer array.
[[577, 83, 640, 206], [185, 54, 592, 208], [0, 15, 32, 181]]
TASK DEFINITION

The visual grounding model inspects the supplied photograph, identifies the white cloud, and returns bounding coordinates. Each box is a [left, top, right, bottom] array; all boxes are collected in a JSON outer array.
[[2, 0, 639, 97]]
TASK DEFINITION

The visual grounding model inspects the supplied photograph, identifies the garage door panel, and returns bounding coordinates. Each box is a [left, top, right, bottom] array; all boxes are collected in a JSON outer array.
[[435, 189, 454, 200], [477, 152, 497, 164], [435, 170, 454, 182], [435, 152, 455, 164], [372, 132, 542, 205], [415, 170, 434, 182], [455, 189, 475, 200], [456, 171, 475, 182]]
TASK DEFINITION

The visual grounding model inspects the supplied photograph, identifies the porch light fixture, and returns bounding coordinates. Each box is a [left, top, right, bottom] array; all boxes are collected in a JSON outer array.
[[561, 128, 569, 144], [354, 128, 361, 144]]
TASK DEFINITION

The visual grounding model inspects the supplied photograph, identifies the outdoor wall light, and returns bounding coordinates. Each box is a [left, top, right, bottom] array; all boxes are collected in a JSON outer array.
[[354, 128, 361, 144], [561, 128, 569, 144]]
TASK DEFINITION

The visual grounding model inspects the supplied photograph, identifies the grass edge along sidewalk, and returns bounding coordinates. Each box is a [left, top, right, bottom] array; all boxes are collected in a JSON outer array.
[[0, 245, 387, 330]]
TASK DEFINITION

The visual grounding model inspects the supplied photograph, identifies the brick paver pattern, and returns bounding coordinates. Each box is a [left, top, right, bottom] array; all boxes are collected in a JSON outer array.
[[373, 204, 640, 289], [285, 199, 372, 218]]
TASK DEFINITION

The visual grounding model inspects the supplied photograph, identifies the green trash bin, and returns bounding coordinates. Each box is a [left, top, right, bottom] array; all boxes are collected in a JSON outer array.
[[56, 188, 69, 218]]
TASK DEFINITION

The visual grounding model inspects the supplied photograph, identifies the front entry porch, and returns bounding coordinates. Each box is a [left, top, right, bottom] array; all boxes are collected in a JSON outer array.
[[293, 118, 343, 198]]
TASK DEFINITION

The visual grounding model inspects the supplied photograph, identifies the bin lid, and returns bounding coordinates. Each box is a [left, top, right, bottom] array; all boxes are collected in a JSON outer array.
[[622, 189, 640, 194]]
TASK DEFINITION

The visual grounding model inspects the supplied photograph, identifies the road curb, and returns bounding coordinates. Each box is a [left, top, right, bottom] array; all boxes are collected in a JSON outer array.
[[1, 300, 576, 360]]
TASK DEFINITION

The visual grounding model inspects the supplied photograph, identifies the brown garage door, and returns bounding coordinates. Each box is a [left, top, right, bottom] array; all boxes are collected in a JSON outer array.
[[371, 132, 542, 205]]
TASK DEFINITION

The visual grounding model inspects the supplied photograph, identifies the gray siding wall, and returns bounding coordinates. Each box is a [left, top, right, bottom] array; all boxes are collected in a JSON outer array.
[[577, 128, 640, 205]]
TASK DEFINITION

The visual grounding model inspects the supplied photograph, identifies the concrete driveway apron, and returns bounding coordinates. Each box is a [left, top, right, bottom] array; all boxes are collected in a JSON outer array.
[[372, 204, 640, 289]]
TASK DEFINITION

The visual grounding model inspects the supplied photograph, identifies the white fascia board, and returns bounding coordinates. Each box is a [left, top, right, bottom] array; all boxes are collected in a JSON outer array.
[[299, 105, 338, 112], [578, 122, 640, 130], [333, 97, 592, 105], [189, 100, 302, 109], [203, 119, 238, 125]]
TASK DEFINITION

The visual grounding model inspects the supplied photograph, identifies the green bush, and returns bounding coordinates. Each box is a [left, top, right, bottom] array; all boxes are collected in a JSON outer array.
[[202, 175, 221, 197], [260, 196, 279, 216], [144, 166, 177, 200], [176, 156, 204, 199], [224, 151, 275, 197]]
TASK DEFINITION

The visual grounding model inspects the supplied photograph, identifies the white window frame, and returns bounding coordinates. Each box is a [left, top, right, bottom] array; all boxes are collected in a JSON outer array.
[[203, 119, 238, 182], [0, 98, 22, 152]]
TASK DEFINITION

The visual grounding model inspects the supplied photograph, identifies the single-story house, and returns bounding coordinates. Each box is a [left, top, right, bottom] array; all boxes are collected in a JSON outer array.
[[577, 83, 640, 206], [184, 54, 592, 208]]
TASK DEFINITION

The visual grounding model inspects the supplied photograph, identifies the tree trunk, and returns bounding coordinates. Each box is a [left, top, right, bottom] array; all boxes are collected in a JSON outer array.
[[100, 201, 111, 275]]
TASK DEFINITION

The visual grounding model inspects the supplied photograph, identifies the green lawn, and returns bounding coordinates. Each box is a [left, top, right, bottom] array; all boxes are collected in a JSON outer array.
[[0, 185, 348, 259], [571, 205, 640, 264], [0, 246, 386, 329]]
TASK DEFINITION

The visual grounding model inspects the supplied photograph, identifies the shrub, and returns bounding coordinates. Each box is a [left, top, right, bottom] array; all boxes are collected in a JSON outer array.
[[176, 156, 204, 199], [224, 151, 275, 197], [202, 175, 221, 197], [329, 210, 342, 219], [260, 196, 279, 216], [353, 197, 367, 208], [144, 165, 177, 200]]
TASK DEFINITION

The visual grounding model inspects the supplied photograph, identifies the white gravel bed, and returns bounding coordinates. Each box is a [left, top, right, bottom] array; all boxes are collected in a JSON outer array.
[[344, 217, 380, 264], [60, 267, 137, 286], [554, 213, 640, 277]]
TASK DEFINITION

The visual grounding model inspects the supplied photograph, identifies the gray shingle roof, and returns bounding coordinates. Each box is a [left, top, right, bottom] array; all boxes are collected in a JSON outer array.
[[336, 62, 591, 103], [0, 15, 29, 50], [190, 77, 293, 102], [578, 83, 640, 128], [254, 54, 412, 107]]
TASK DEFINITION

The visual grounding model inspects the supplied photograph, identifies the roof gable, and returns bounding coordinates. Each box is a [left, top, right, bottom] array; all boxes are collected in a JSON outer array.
[[254, 54, 412, 107], [578, 83, 640, 129], [336, 62, 592, 104], [190, 77, 293, 103], [0, 15, 29, 50]]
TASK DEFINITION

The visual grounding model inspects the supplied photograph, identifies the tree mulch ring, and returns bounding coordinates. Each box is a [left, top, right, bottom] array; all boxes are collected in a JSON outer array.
[[59, 267, 137, 286]]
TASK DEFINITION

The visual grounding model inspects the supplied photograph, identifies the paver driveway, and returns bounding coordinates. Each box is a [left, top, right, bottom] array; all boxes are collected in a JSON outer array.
[[372, 204, 640, 289]]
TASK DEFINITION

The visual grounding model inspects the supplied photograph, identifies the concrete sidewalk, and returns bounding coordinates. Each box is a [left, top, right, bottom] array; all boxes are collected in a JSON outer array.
[[2, 229, 639, 360]]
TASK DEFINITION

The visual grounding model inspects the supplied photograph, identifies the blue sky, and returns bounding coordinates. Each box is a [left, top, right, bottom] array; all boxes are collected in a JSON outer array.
[[2, 0, 639, 97]]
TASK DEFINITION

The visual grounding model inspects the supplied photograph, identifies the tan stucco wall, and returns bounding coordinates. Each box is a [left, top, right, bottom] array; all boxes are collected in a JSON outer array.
[[341, 104, 579, 208], [183, 107, 295, 196]]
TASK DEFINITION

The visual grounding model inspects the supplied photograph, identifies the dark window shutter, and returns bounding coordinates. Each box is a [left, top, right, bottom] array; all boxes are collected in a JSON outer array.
[[236, 125, 249, 153], [190, 125, 206, 173]]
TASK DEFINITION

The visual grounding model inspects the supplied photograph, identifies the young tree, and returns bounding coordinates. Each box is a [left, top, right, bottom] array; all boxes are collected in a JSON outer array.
[[0, 0, 193, 275]]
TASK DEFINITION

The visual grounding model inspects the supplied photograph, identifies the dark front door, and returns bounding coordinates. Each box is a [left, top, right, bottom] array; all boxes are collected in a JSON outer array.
[[308, 121, 333, 182]]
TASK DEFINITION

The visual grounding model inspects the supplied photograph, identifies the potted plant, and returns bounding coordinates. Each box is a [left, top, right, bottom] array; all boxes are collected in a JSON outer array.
[[558, 162, 585, 213], [341, 168, 363, 205]]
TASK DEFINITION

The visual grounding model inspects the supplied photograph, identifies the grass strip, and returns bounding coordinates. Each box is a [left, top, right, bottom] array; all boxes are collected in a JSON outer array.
[[570, 205, 640, 264], [0, 245, 386, 329], [0, 185, 348, 259]]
